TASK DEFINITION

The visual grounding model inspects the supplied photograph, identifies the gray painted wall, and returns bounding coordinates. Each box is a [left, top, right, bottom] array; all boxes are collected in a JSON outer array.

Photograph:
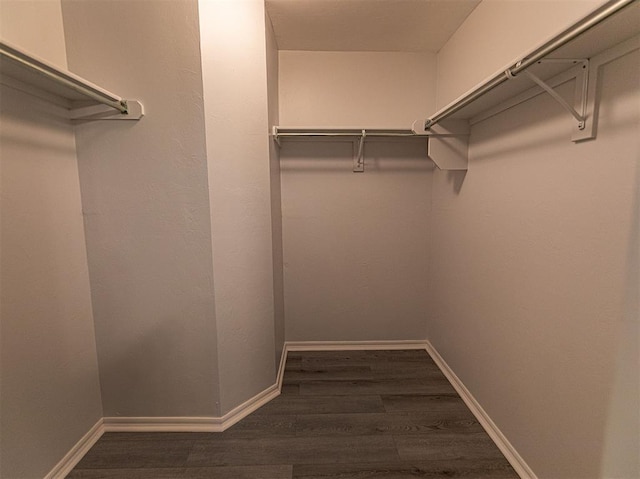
[[62, 0, 220, 417], [198, 0, 277, 414], [280, 140, 433, 341], [0, 2, 103, 477], [430, 2, 640, 474], [278, 51, 435, 341]]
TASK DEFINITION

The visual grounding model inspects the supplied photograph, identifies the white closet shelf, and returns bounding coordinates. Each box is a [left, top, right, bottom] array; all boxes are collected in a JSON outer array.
[[0, 40, 143, 120], [272, 126, 441, 172], [419, 0, 639, 133], [412, 0, 640, 171], [274, 1, 639, 173], [273, 127, 428, 137]]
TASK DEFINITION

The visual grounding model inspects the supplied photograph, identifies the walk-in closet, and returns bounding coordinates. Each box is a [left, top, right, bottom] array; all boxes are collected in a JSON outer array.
[[1, 0, 638, 478]]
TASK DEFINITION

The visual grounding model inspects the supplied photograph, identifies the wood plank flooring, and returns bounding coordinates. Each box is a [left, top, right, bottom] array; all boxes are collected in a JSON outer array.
[[68, 350, 518, 478]]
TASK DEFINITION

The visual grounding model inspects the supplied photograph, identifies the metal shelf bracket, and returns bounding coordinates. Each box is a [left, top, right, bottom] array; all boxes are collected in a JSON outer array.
[[518, 59, 589, 132]]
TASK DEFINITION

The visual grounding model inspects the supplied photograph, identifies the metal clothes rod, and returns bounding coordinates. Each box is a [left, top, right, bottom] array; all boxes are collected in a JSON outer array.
[[273, 127, 426, 139], [0, 41, 128, 114], [276, 132, 420, 137], [423, 0, 636, 129]]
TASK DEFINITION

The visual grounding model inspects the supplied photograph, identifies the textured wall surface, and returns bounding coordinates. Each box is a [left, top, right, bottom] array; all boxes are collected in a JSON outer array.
[[62, 0, 220, 417], [0, 0, 68, 69], [428, 47, 639, 478], [0, 1, 103, 477], [279, 51, 435, 127], [198, 0, 277, 413], [281, 140, 433, 341], [279, 51, 436, 342]]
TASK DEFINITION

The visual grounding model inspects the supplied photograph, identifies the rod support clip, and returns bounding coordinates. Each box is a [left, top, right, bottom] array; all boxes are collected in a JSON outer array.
[[353, 129, 366, 172], [272, 126, 281, 147]]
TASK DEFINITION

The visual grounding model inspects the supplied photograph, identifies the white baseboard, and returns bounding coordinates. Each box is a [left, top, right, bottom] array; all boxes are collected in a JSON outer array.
[[285, 340, 429, 351], [46, 341, 535, 479], [45, 418, 104, 479], [424, 340, 538, 479], [102, 385, 281, 433], [103, 415, 224, 432], [286, 339, 536, 479], [277, 342, 289, 390], [218, 382, 280, 430], [103, 348, 289, 433]]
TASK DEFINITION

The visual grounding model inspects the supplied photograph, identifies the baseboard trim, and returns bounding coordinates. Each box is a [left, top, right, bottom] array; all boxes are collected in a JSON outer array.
[[424, 340, 538, 479], [218, 382, 280, 430], [46, 341, 535, 479], [286, 339, 536, 478], [103, 415, 223, 432], [277, 343, 289, 390], [285, 340, 429, 351], [103, 385, 282, 433], [102, 350, 289, 433], [45, 418, 104, 479]]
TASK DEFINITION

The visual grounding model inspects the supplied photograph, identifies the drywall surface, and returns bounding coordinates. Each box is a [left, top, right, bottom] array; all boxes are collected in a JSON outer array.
[[279, 51, 436, 341], [266, 13, 285, 368], [0, 0, 68, 69], [280, 51, 435, 127], [0, 2, 103, 477], [428, 48, 639, 478], [62, 0, 220, 417], [198, 0, 277, 413], [266, 0, 481, 52], [281, 141, 433, 341], [435, 0, 607, 108]]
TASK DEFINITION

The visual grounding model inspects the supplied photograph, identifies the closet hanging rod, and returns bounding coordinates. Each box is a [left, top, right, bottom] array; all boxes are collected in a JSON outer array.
[[0, 41, 128, 114], [423, 0, 636, 129], [273, 127, 432, 141], [276, 132, 419, 137]]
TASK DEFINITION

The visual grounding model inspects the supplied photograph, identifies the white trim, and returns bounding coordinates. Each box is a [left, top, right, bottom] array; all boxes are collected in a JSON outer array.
[[277, 343, 289, 390], [424, 340, 538, 479], [103, 384, 282, 433], [45, 418, 104, 479], [102, 350, 290, 433], [285, 340, 429, 351], [45, 341, 536, 479], [103, 415, 223, 432], [218, 383, 280, 430], [285, 339, 536, 478]]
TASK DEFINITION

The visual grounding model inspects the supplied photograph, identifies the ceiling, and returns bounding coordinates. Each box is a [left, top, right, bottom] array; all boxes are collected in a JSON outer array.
[[265, 0, 481, 52]]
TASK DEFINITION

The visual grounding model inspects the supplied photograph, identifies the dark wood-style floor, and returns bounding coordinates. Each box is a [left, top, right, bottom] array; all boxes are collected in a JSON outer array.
[[68, 349, 518, 478]]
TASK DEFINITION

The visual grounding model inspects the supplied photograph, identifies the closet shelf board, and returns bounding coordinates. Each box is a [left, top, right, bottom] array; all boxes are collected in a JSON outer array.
[[0, 40, 143, 120]]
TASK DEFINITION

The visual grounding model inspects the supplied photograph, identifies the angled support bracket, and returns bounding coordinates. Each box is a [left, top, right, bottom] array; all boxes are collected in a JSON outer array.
[[516, 59, 592, 141], [353, 129, 366, 172], [523, 70, 586, 129]]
